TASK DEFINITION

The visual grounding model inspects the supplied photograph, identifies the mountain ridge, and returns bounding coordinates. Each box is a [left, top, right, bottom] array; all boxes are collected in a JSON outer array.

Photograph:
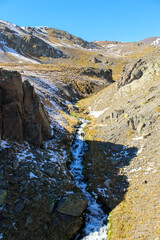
[[0, 20, 160, 65]]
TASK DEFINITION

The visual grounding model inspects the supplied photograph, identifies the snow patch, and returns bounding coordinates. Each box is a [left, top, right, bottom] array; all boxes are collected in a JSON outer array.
[[90, 108, 109, 118], [132, 136, 143, 141], [30, 172, 38, 179], [1, 41, 38, 63], [151, 38, 160, 46], [16, 143, 36, 162], [0, 20, 29, 36], [0, 140, 10, 149]]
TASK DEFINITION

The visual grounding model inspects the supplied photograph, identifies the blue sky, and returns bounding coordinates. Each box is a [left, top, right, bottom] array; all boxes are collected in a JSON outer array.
[[0, 0, 160, 42]]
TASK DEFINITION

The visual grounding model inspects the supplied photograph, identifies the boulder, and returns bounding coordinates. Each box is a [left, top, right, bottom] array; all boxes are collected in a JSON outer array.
[[23, 121, 42, 146], [92, 57, 101, 63], [57, 193, 88, 217], [128, 115, 146, 135]]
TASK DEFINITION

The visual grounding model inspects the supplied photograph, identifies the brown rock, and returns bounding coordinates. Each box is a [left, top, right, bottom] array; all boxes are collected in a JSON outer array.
[[2, 101, 23, 140], [0, 69, 23, 104], [0, 69, 52, 146], [23, 80, 52, 143]]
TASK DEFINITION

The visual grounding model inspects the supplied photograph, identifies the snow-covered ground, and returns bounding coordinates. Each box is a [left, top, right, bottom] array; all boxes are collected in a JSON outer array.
[[89, 107, 109, 118]]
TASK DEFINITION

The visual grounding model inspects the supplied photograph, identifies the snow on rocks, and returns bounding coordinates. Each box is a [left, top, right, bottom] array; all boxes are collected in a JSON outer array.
[[71, 119, 108, 239], [151, 38, 160, 46], [29, 172, 38, 179], [0, 140, 11, 150], [2, 45, 38, 63], [0, 20, 29, 36]]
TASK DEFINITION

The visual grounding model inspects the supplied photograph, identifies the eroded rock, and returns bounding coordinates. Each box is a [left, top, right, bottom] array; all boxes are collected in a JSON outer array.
[[117, 59, 146, 89], [0, 69, 52, 146]]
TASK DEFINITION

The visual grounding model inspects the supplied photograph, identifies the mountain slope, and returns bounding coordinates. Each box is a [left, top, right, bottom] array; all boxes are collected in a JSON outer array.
[[94, 40, 156, 57], [139, 36, 160, 46], [76, 52, 160, 240], [0, 20, 99, 64], [0, 20, 65, 63]]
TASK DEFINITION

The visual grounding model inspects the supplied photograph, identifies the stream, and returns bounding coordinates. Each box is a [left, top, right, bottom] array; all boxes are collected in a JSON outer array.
[[70, 119, 108, 240]]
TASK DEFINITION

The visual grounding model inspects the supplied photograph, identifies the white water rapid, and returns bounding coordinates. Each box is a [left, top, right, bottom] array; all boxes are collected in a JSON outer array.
[[70, 119, 108, 240]]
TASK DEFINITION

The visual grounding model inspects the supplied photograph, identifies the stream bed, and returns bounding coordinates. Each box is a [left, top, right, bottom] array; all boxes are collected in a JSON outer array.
[[70, 119, 108, 240]]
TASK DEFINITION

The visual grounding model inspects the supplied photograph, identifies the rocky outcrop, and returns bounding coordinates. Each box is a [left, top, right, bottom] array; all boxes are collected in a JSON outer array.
[[57, 77, 107, 102], [117, 59, 146, 89], [0, 69, 52, 146], [81, 67, 114, 84]]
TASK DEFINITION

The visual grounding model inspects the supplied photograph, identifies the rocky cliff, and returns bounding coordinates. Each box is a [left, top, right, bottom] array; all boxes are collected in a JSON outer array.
[[0, 69, 52, 146]]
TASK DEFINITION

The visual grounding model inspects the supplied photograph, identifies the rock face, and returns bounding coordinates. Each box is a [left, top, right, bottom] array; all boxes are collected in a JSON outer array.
[[0, 21, 64, 59], [81, 67, 114, 83], [117, 59, 146, 89], [0, 69, 51, 146]]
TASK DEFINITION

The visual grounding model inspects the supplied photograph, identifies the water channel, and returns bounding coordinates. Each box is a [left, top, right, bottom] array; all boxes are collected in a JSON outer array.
[[70, 119, 108, 240]]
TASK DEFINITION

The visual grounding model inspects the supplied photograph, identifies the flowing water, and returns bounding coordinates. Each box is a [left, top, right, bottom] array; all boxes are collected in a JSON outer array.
[[70, 119, 108, 240]]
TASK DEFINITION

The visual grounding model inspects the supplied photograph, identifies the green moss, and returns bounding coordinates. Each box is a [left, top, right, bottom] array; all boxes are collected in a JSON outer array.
[[107, 211, 114, 239], [0, 190, 7, 206]]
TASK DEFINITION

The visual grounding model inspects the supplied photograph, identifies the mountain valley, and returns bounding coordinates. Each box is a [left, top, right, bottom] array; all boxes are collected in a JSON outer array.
[[0, 20, 160, 240]]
